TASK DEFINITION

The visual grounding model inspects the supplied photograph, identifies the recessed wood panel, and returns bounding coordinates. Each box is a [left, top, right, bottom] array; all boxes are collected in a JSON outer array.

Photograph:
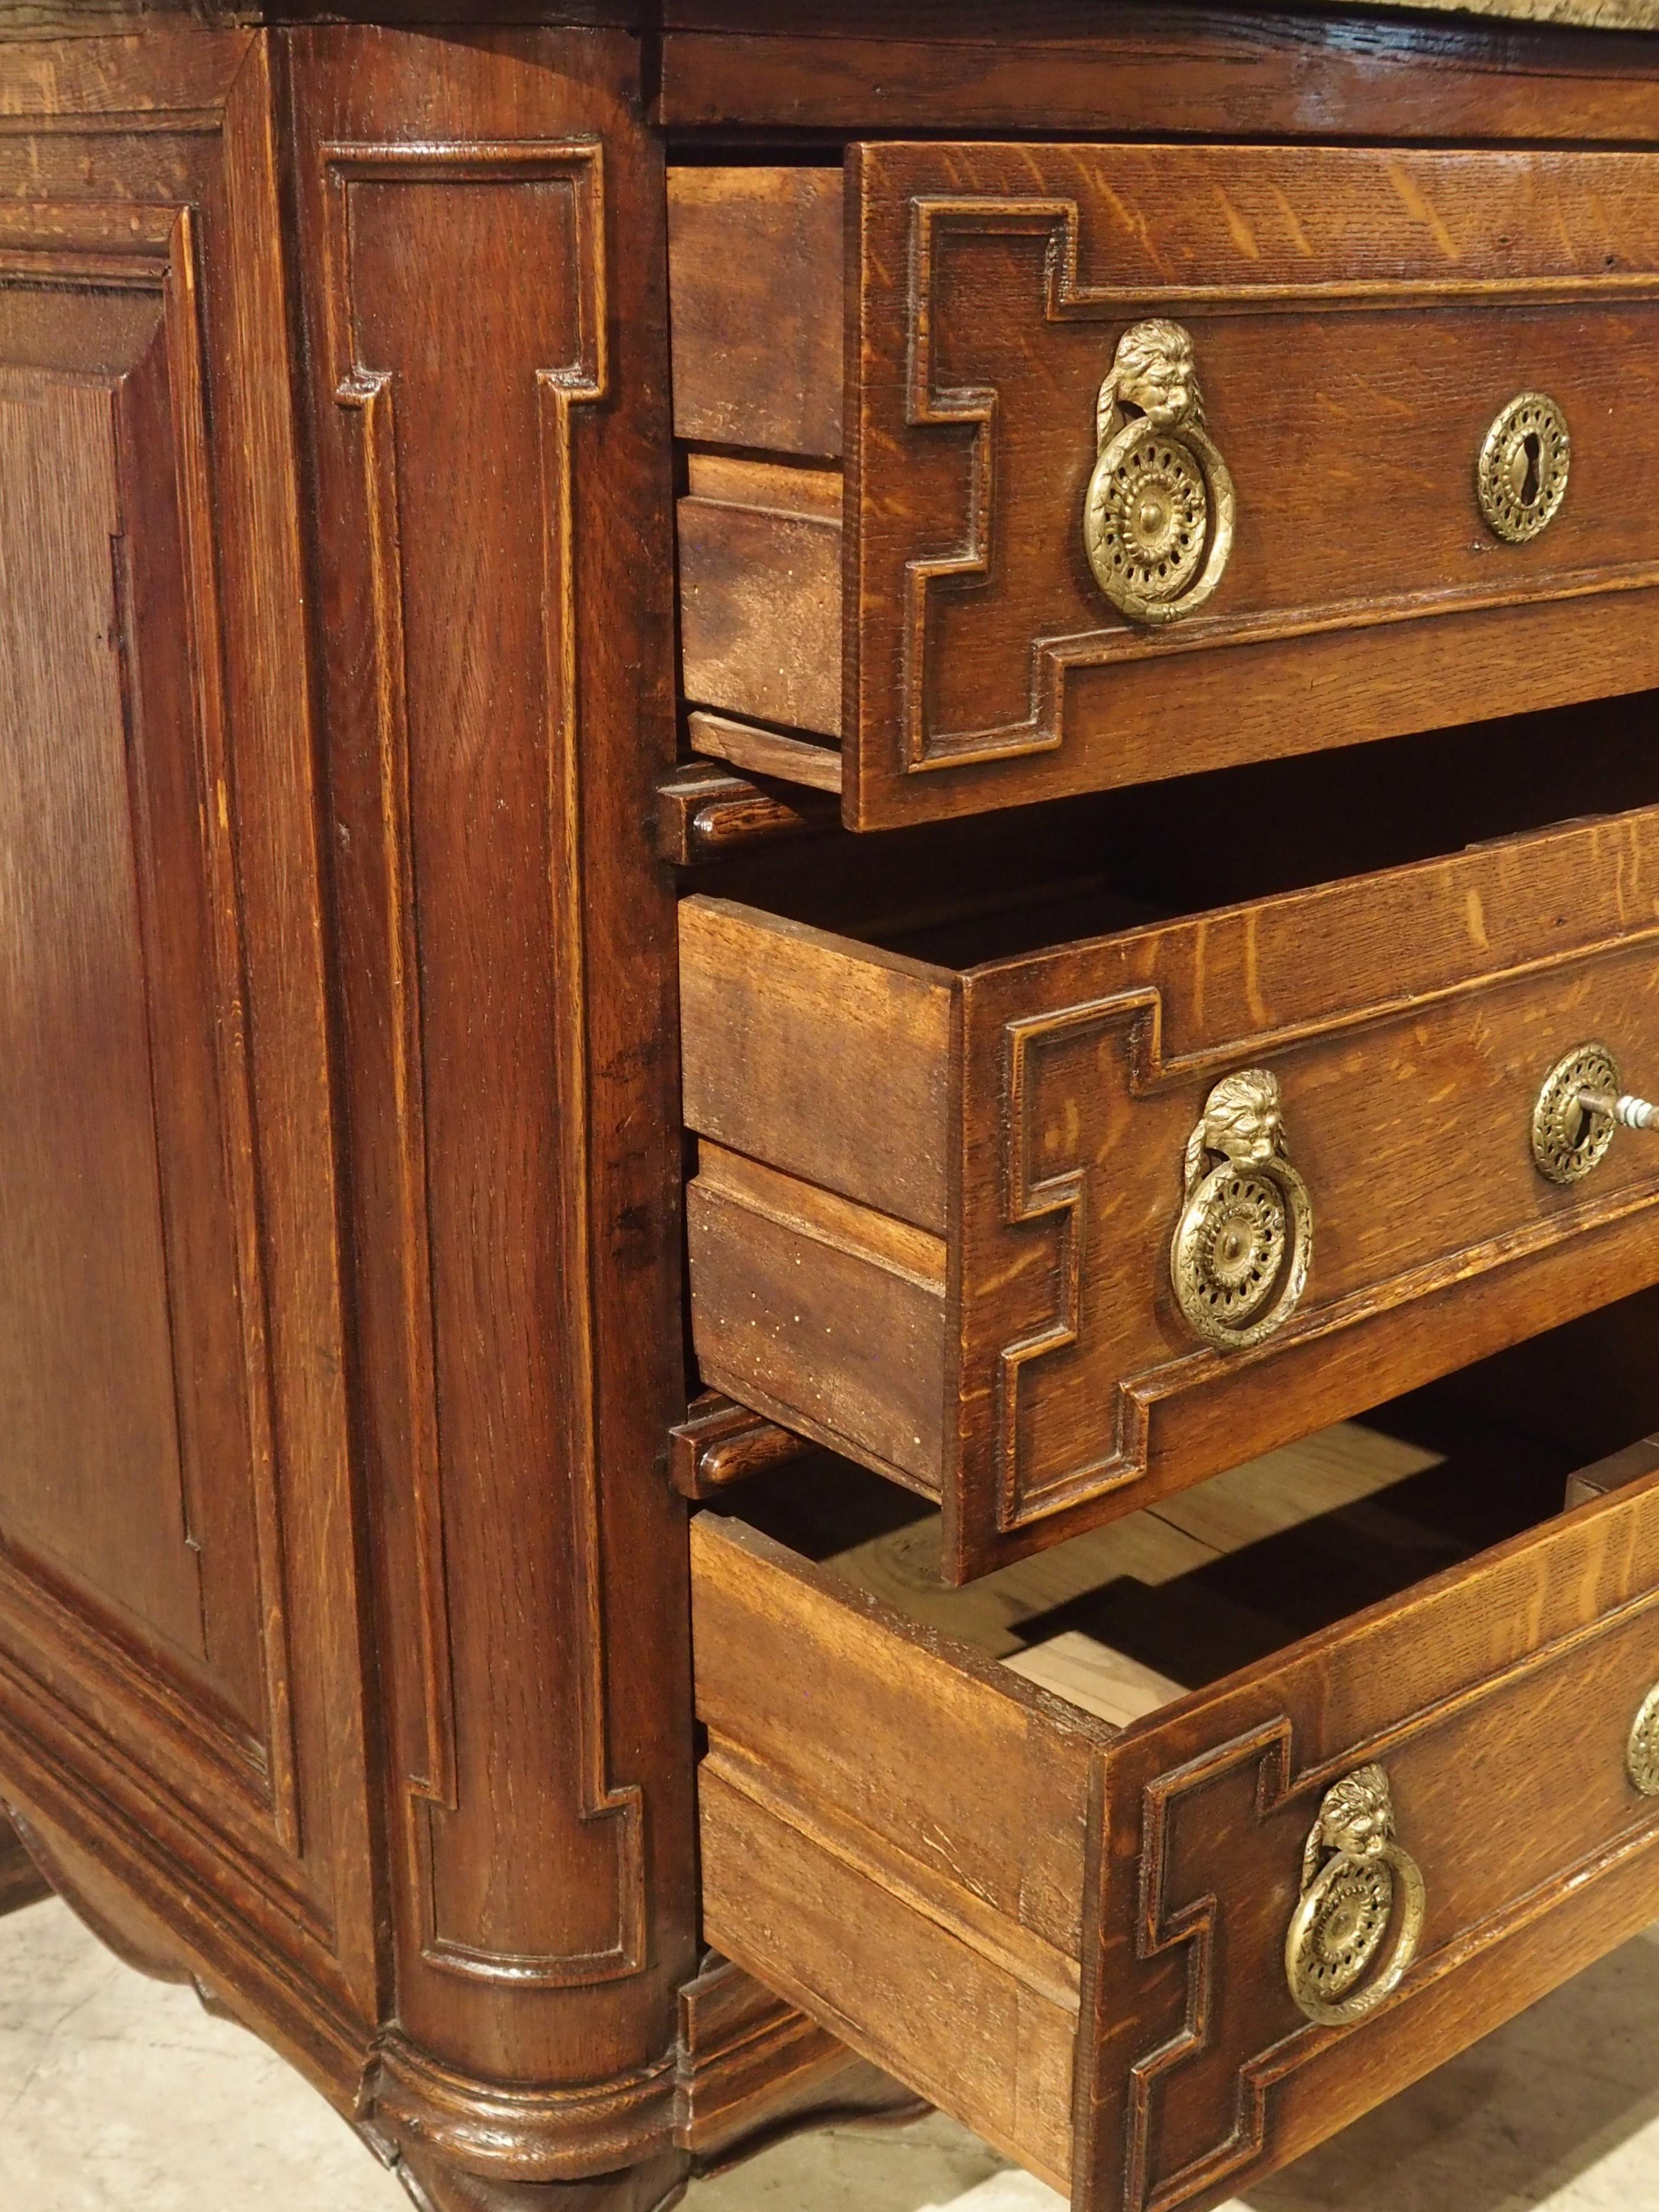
[[0, 362, 207, 1660], [0, 34, 379, 2106]]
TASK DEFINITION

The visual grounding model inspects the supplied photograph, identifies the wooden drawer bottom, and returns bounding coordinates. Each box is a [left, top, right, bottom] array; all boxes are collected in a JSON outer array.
[[693, 1321, 1659, 2212]]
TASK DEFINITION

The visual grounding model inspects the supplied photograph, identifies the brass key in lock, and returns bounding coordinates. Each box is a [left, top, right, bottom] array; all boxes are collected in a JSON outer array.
[[1532, 1044, 1658, 1185], [1576, 1089, 1659, 1133]]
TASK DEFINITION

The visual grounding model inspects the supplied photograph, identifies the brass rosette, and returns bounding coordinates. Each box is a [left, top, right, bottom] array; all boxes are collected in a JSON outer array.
[[1084, 319, 1235, 625], [1478, 392, 1570, 544], [1532, 1042, 1620, 1186], [1170, 1068, 1312, 1353], [1285, 1765, 1426, 2028]]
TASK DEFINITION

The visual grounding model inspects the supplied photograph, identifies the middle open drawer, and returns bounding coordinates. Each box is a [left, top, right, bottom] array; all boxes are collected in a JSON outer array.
[[681, 801, 1659, 1580]]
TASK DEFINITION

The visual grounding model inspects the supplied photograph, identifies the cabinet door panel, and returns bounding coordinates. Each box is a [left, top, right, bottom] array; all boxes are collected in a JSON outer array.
[[0, 329, 267, 1717], [0, 35, 378, 2097]]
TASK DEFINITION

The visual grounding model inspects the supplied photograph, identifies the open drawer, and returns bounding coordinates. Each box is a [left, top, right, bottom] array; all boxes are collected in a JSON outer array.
[[670, 146, 1659, 829], [692, 1376, 1659, 2212], [682, 795, 1659, 1579]]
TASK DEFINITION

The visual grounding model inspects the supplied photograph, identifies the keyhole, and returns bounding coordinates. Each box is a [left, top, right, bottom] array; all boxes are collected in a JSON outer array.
[[1505, 431, 1543, 508]]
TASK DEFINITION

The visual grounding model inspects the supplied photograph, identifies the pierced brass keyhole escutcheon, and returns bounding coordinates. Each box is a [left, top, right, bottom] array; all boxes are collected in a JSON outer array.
[[1532, 1044, 1659, 1186], [1170, 1068, 1311, 1352], [1629, 1684, 1659, 1798], [1084, 320, 1235, 625], [1285, 1765, 1427, 2026], [1478, 392, 1570, 544]]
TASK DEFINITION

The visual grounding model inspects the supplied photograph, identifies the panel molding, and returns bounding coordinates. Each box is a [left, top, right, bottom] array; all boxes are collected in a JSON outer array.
[[868, 175, 1659, 780], [1118, 1607, 1659, 2212], [0, 193, 303, 1860], [988, 927, 1659, 1542], [318, 137, 647, 1990]]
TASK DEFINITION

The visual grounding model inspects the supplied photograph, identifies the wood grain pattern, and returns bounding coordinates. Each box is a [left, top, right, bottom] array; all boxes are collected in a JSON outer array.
[[669, 1394, 817, 1501], [658, 4, 1659, 138], [668, 165, 843, 457], [683, 801, 1659, 1577], [0, 1806, 49, 1915], [686, 712, 844, 796], [680, 894, 953, 1231], [678, 462, 843, 741], [673, 1951, 927, 2162], [19, 11, 1659, 2207], [655, 759, 839, 864], [285, 23, 697, 2191], [694, 1399, 1659, 2212], [672, 144, 1659, 825], [693, 1512, 1099, 2185], [0, 31, 379, 2112]]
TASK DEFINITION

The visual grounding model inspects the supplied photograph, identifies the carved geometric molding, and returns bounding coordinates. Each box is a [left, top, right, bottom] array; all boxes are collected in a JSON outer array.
[[1099, 1589, 1659, 2212], [320, 140, 645, 1987], [994, 989, 1163, 1533], [869, 158, 1659, 782], [985, 923, 1659, 1547], [0, 196, 300, 1856], [1121, 1721, 1299, 2212]]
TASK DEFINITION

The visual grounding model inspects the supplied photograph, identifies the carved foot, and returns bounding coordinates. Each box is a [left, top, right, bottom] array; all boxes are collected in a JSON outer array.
[[389, 2144, 686, 2212]]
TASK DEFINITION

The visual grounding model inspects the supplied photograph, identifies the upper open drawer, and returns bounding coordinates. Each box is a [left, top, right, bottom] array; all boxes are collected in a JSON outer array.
[[670, 145, 1659, 829]]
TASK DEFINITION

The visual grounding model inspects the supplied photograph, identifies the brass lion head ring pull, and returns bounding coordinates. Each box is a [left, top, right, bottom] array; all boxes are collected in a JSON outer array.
[[1532, 1044, 1659, 1187], [1170, 1068, 1312, 1352], [1084, 320, 1235, 625], [1285, 1765, 1427, 2028]]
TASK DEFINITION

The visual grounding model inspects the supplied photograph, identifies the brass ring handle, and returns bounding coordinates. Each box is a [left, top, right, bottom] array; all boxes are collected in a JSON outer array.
[[1083, 319, 1235, 625], [1170, 1068, 1311, 1352], [1533, 1044, 1658, 1185], [1285, 1765, 1427, 2028]]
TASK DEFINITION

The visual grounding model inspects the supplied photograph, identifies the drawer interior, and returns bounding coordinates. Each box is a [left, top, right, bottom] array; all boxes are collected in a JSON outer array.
[[692, 693, 1659, 956], [713, 1327, 1640, 1728], [694, 1293, 1659, 2208]]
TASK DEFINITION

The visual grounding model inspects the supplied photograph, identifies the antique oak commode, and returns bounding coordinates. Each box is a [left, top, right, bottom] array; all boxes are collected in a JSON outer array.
[[10, 4, 1659, 2209]]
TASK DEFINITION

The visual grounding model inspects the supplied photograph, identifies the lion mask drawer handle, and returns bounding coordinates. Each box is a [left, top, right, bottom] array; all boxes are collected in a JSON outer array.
[[1285, 1765, 1427, 2027], [1533, 1044, 1658, 1185], [1170, 1068, 1312, 1352], [1084, 319, 1236, 625]]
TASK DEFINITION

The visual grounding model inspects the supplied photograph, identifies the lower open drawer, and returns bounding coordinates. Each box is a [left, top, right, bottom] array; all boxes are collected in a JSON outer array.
[[692, 1329, 1659, 2212]]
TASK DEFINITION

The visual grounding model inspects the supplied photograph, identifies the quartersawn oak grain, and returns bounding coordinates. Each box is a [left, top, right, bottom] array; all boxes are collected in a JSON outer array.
[[683, 801, 1659, 1578], [673, 142, 1659, 829], [693, 1407, 1659, 2212]]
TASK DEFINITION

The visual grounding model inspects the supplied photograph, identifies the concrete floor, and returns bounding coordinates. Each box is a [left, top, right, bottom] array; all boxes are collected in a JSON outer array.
[[5, 1898, 1659, 2210]]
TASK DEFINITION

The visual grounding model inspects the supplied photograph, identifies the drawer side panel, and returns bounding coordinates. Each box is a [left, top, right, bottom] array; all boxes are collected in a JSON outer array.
[[678, 896, 955, 1232], [699, 1756, 1076, 2190], [687, 1144, 949, 1491]]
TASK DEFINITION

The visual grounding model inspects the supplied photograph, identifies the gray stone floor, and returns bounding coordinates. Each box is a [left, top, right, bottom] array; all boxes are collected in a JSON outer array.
[[4, 1898, 1659, 2210]]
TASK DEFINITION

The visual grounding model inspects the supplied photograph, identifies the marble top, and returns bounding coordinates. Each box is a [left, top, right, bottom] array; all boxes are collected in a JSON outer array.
[[1355, 0, 1659, 25]]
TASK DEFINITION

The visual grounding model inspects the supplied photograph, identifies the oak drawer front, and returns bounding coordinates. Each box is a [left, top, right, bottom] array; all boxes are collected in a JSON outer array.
[[692, 1457, 1659, 2212], [672, 145, 1659, 830], [681, 805, 1659, 1580]]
